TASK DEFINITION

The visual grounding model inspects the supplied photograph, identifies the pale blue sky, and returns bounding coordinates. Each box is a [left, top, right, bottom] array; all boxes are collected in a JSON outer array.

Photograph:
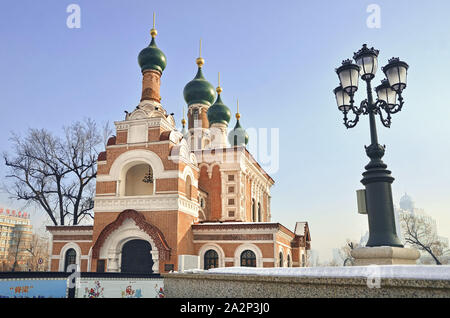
[[0, 0, 449, 262]]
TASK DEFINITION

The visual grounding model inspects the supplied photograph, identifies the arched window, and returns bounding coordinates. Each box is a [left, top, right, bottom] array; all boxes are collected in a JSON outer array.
[[240, 250, 256, 267], [252, 199, 256, 222], [125, 164, 154, 196], [185, 175, 192, 200], [287, 254, 291, 267], [258, 203, 262, 222], [279, 252, 284, 267], [64, 248, 77, 272], [204, 249, 219, 270]]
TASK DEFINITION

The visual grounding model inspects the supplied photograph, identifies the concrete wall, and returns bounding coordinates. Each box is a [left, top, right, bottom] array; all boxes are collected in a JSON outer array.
[[163, 273, 450, 298]]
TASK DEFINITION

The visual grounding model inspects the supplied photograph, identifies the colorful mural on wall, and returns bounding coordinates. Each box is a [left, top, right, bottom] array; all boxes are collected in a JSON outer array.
[[77, 278, 164, 298], [0, 279, 67, 298]]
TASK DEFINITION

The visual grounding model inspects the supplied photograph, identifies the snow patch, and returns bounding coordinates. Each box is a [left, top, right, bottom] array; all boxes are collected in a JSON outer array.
[[205, 266, 450, 280]]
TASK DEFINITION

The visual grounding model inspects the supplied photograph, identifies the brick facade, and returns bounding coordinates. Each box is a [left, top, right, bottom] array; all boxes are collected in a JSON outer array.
[[46, 32, 310, 274]]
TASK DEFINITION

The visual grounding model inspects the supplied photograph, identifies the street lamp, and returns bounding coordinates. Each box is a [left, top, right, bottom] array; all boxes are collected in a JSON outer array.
[[333, 44, 409, 247]]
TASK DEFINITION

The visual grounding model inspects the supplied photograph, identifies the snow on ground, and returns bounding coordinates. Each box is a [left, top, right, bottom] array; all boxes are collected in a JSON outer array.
[[181, 266, 450, 280]]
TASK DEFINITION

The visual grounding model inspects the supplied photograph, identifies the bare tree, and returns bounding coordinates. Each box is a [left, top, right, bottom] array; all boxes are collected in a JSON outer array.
[[7, 227, 31, 272], [339, 239, 359, 266], [3, 119, 112, 225], [400, 213, 449, 265], [25, 233, 49, 271]]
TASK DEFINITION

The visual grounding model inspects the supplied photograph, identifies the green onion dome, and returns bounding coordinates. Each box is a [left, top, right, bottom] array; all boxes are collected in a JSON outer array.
[[183, 66, 216, 106], [138, 35, 167, 73], [228, 118, 249, 146], [207, 87, 231, 126]]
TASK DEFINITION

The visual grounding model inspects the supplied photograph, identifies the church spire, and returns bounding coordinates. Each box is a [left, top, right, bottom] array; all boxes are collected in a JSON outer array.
[[228, 99, 249, 147], [138, 13, 167, 102], [181, 107, 187, 136], [183, 40, 216, 107]]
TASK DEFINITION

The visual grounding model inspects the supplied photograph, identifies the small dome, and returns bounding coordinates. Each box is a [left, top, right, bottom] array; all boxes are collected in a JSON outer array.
[[400, 193, 414, 211], [207, 92, 231, 126], [228, 119, 249, 146], [138, 37, 167, 73], [183, 68, 216, 106]]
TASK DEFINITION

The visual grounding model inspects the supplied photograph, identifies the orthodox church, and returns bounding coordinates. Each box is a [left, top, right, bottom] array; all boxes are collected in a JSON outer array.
[[47, 23, 311, 274]]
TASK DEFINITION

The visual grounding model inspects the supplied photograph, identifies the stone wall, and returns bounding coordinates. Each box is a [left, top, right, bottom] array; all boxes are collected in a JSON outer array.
[[163, 271, 450, 298]]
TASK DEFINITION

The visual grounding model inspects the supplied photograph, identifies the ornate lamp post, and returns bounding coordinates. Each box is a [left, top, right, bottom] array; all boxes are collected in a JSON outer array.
[[333, 44, 409, 248]]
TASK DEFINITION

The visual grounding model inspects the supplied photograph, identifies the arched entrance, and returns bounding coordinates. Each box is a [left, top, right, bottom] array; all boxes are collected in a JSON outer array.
[[121, 239, 154, 273], [92, 210, 171, 273]]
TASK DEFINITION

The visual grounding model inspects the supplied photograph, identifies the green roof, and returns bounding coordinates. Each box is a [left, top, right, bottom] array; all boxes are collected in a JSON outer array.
[[228, 119, 249, 146], [183, 67, 216, 106], [207, 94, 231, 126], [138, 37, 167, 73]]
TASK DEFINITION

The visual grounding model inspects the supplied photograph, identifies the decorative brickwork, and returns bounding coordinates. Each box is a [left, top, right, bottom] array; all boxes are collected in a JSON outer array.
[[141, 69, 161, 102], [193, 234, 273, 241], [92, 209, 171, 260]]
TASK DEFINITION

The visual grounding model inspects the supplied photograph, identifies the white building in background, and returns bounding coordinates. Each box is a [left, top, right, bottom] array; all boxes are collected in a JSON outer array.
[[395, 194, 449, 264], [359, 194, 449, 264]]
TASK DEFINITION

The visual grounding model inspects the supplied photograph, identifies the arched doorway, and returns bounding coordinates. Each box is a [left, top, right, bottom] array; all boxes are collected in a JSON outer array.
[[121, 239, 154, 273]]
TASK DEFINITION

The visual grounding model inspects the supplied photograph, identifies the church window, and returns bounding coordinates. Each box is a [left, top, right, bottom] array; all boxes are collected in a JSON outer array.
[[228, 186, 234, 193], [185, 176, 192, 200], [258, 203, 262, 222], [204, 249, 218, 270], [64, 248, 76, 272], [252, 200, 256, 222], [279, 252, 284, 267], [228, 198, 235, 205], [240, 250, 256, 267], [228, 175, 234, 182], [97, 259, 105, 272], [228, 210, 235, 217], [287, 254, 291, 267]]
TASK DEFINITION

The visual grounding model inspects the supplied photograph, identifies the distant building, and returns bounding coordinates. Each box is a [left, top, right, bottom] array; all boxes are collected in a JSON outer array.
[[0, 208, 33, 270], [395, 194, 449, 264], [360, 194, 449, 264]]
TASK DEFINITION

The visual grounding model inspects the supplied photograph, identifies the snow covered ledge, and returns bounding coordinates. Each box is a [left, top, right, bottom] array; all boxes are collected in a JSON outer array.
[[163, 266, 450, 298]]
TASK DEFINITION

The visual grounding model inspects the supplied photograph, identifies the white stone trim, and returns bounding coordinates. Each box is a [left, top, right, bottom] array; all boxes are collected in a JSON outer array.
[[97, 149, 177, 183], [47, 230, 93, 235], [106, 140, 171, 149], [47, 231, 53, 272], [53, 240, 92, 243], [286, 250, 292, 267], [192, 227, 278, 235], [277, 241, 292, 249], [87, 247, 92, 272], [198, 243, 226, 269], [277, 230, 295, 242], [277, 246, 284, 268], [194, 240, 274, 244], [94, 194, 199, 217], [181, 165, 198, 187], [58, 242, 82, 272], [234, 243, 263, 267], [98, 218, 159, 273], [262, 258, 276, 263]]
